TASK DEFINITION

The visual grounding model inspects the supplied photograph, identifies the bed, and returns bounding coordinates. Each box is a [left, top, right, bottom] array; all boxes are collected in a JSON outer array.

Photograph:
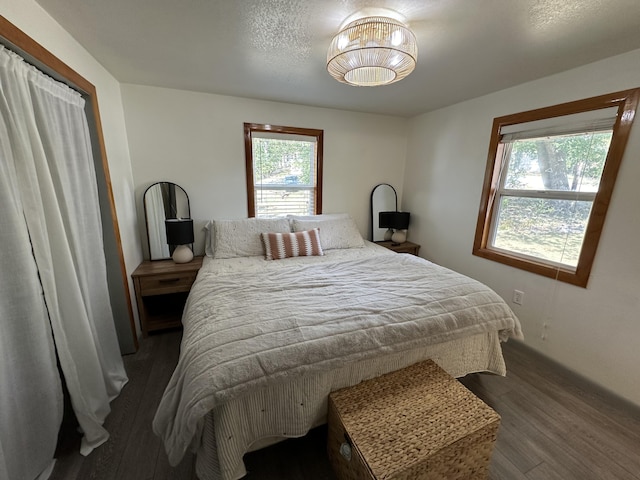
[[153, 215, 522, 480]]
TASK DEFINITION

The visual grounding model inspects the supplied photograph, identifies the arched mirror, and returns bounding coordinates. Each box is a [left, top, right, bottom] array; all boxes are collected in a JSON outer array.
[[370, 183, 398, 241], [144, 182, 190, 260]]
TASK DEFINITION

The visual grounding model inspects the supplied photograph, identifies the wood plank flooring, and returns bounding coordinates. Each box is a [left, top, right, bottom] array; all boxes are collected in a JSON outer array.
[[50, 330, 640, 480]]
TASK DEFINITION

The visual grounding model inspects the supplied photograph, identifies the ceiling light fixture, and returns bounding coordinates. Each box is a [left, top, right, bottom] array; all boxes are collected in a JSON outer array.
[[327, 14, 417, 87]]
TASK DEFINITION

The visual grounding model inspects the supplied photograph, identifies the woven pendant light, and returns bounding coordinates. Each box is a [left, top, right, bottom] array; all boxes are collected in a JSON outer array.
[[327, 16, 417, 86]]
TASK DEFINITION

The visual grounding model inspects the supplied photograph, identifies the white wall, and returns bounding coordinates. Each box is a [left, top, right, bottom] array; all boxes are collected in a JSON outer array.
[[1, 0, 143, 336], [403, 49, 640, 407], [121, 84, 408, 257]]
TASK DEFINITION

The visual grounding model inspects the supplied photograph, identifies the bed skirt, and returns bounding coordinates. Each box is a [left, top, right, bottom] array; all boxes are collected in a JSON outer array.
[[194, 331, 507, 480]]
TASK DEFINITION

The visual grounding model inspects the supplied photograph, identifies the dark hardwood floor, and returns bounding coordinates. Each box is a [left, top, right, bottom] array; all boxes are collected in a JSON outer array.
[[50, 330, 640, 480]]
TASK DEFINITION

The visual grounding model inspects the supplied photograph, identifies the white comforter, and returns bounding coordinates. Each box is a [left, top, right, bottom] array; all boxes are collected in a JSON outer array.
[[153, 245, 522, 468]]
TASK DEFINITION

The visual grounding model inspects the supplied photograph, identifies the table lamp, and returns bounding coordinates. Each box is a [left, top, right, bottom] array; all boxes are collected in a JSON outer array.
[[391, 212, 410, 244], [165, 218, 194, 263], [379, 211, 397, 241]]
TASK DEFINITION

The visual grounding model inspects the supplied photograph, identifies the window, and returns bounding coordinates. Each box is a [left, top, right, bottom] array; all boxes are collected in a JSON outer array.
[[244, 123, 323, 217], [473, 89, 639, 287]]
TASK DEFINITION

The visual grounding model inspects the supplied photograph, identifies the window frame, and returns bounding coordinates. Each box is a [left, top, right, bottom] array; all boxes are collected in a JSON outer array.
[[473, 89, 640, 287], [244, 122, 323, 218]]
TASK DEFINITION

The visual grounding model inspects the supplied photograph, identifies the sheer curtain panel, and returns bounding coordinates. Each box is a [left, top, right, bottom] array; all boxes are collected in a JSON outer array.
[[0, 45, 128, 479], [0, 69, 63, 480]]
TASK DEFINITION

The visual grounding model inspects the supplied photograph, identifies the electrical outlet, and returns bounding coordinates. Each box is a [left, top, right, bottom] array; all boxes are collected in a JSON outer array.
[[512, 289, 524, 305]]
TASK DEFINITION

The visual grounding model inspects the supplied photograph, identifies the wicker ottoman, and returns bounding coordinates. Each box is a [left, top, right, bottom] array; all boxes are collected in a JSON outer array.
[[327, 360, 500, 480]]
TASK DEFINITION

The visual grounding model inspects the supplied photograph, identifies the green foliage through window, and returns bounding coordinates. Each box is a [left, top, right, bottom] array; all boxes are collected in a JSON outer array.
[[494, 131, 611, 267], [253, 138, 314, 186], [505, 132, 611, 192]]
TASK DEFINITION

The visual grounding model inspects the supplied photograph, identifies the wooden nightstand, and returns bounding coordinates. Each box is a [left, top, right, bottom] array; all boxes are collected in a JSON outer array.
[[131, 256, 204, 336], [376, 240, 421, 256]]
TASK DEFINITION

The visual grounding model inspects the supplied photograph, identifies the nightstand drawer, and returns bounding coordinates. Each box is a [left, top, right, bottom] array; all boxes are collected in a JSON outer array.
[[375, 240, 421, 256], [139, 272, 197, 296], [391, 244, 420, 255]]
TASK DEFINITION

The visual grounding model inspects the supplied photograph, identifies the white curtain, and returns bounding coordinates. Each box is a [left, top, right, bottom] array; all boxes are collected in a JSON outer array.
[[0, 63, 63, 480], [0, 45, 128, 478]]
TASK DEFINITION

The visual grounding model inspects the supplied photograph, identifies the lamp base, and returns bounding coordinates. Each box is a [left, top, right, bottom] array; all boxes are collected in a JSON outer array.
[[391, 229, 407, 244], [172, 244, 193, 263], [383, 228, 394, 241]]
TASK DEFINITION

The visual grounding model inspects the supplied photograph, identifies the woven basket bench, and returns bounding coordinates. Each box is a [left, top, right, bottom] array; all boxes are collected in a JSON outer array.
[[327, 360, 500, 480]]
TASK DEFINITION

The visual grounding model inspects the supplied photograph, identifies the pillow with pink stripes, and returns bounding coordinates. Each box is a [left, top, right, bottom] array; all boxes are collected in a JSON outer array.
[[261, 228, 324, 260]]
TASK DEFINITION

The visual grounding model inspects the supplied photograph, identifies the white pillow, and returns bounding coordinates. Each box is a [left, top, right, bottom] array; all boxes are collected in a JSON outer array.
[[207, 217, 292, 259], [292, 216, 364, 250]]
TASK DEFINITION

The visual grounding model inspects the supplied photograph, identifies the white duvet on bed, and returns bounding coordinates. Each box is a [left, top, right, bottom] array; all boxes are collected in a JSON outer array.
[[153, 243, 522, 478]]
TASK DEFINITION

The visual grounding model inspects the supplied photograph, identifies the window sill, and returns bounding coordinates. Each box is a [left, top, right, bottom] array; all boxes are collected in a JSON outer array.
[[472, 246, 589, 288]]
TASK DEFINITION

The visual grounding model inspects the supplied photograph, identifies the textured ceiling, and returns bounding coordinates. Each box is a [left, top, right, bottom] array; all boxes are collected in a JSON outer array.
[[34, 0, 640, 117]]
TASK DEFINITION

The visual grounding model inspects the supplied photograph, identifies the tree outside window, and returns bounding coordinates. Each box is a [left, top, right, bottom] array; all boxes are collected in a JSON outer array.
[[493, 132, 611, 267]]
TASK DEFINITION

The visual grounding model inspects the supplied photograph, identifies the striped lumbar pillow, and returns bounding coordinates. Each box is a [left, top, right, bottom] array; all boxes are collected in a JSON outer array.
[[261, 228, 324, 260]]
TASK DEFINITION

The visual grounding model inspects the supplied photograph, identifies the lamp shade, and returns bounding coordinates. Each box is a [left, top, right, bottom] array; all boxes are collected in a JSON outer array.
[[379, 211, 410, 230], [392, 212, 410, 230], [165, 218, 194, 246], [379, 211, 397, 229]]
